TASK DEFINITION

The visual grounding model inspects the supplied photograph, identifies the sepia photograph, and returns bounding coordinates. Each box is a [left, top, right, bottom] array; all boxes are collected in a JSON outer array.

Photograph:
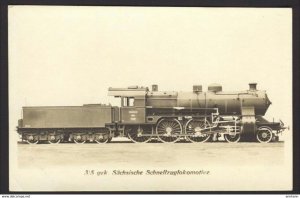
[[8, 6, 292, 191]]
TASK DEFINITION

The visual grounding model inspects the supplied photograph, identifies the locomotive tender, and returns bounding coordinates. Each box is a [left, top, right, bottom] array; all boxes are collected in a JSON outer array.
[[17, 83, 286, 144]]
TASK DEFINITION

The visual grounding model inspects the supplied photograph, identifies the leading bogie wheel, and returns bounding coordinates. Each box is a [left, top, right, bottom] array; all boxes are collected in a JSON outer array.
[[185, 118, 211, 143], [256, 127, 273, 143], [156, 118, 182, 143]]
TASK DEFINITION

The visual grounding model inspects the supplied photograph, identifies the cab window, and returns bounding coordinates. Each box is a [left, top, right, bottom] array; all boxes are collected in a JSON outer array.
[[122, 97, 134, 107]]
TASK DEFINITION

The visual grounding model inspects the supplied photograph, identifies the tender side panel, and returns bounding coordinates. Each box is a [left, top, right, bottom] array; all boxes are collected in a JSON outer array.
[[22, 106, 113, 128]]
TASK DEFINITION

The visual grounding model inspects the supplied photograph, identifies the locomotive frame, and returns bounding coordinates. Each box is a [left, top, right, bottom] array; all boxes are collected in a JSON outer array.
[[17, 83, 286, 144]]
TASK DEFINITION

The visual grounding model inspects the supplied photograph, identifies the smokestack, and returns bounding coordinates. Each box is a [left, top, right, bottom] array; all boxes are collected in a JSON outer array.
[[249, 83, 257, 91], [152, 84, 158, 91]]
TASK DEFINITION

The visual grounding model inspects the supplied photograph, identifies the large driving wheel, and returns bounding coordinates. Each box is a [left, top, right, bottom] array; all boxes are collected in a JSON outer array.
[[256, 126, 273, 143], [128, 125, 152, 143], [185, 118, 211, 143], [156, 118, 182, 143]]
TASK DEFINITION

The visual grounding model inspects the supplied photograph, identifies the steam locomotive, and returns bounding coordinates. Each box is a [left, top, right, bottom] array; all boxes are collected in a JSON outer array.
[[17, 83, 286, 144]]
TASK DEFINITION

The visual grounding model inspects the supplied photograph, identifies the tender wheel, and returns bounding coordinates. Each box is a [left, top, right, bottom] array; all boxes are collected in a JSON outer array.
[[26, 135, 39, 144], [48, 135, 61, 144], [156, 118, 182, 143], [95, 133, 109, 144], [224, 133, 241, 143], [128, 125, 152, 143], [256, 127, 273, 143], [185, 118, 211, 143], [73, 135, 86, 144]]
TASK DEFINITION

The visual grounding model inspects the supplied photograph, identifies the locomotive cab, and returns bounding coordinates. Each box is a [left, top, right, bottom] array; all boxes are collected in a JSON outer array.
[[108, 86, 148, 124]]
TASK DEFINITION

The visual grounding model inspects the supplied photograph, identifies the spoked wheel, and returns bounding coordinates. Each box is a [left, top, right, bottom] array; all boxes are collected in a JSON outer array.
[[73, 135, 86, 144], [156, 118, 182, 143], [128, 125, 152, 143], [256, 127, 273, 143], [26, 135, 39, 144], [185, 118, 211, 143], [224, 133, 241, 143], [95, 133, 110, 144], [48, 135, 61, 144]]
